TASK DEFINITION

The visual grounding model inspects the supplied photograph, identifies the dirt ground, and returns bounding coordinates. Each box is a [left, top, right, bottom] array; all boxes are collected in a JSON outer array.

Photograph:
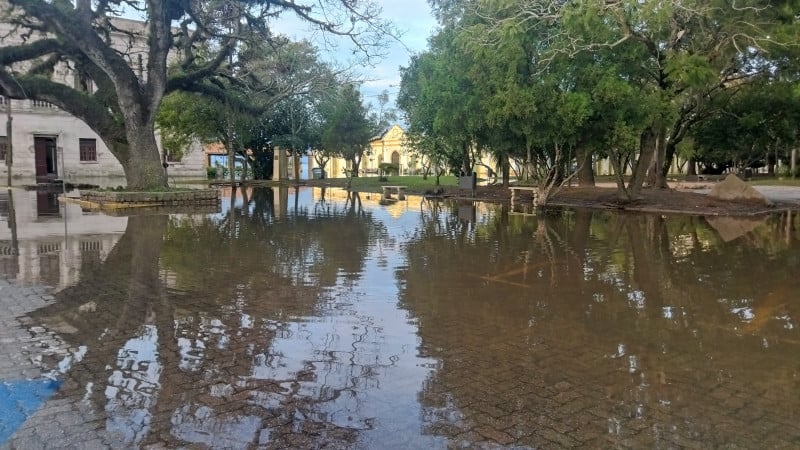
[[297, 179, 799, 216]]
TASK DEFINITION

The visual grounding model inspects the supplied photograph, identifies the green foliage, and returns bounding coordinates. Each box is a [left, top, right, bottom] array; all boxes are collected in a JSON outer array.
[[206, 166, 218, 180], [1, 0, 397, 190], [321, 84, 373, 175], [157, 39, 340, 181], [401, 0, 800, 199], [691, 81, 800, 170], [398, 28, 482, 174], [378, 162, 399, 180]]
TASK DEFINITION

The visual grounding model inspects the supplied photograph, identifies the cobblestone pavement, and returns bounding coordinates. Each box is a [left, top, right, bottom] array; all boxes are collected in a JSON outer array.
[[0, 279, 127, 449]]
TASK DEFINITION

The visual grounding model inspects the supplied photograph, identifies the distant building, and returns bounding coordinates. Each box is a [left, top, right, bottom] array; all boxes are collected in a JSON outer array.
[[305, 124, 417, 179], [0, 12, 205, 184], [365, 124, 418, 175]]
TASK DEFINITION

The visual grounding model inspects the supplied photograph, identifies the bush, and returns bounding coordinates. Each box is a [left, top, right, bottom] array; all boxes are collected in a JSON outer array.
[[207, 166, 218, 179], [378, 162, 399, 181]]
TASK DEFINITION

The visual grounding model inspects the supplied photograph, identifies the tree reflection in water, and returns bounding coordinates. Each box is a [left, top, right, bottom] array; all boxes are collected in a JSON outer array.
[[401, 207, 799, 448], [19, 188, 409, 448], [11, 194, 800, 448]]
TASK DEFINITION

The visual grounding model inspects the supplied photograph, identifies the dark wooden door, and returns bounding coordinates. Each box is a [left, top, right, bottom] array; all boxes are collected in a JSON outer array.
[[34, 137, 49, 181], [34, 137, 58, 182]]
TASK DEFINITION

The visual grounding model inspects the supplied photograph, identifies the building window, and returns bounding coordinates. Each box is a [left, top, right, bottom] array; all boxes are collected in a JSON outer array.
[[0, 136, 7, 164], [79, 138, 97, 162]]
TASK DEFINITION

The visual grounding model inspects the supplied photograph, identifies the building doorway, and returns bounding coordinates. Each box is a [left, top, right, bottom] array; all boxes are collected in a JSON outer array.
[[34, 136, 58, 183]]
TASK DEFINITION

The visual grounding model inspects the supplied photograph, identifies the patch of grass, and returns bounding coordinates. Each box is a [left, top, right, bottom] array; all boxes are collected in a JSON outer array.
[[348, 175, 459, 191]]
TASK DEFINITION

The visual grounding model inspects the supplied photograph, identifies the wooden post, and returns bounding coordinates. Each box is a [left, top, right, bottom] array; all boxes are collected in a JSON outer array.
[[791, 148, 797, 179]]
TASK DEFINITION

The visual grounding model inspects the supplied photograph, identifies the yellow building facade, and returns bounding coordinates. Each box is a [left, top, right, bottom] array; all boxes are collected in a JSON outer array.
[[363, 125, 419, 176], [309, 125, 418, 178], [305, 124, 500, 180]]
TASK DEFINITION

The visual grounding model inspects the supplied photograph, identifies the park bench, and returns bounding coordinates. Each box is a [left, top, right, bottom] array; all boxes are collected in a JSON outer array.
[[382, 185, 407, 200], [509, 186, 539, 207]]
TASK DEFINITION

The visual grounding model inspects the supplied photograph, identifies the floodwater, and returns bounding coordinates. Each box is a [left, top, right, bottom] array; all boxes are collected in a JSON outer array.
[[0, 187, 798, 449]]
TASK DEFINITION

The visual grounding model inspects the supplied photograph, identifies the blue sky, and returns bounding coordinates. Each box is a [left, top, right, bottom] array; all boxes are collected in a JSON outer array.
[[268, 0, 438, 114]]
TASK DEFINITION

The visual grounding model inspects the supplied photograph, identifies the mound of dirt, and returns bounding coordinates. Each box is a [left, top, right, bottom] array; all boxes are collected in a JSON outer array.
[[708, 175, 773, 206]]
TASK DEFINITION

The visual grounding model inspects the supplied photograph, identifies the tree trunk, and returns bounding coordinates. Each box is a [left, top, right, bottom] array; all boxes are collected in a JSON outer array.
[[657, 139, 676, 188], [767, 150, 775, 175], [119, 125, 167, 190], [526, 142, 533, 182], [646, 129, 668, 189], [501, 153, 510, 188], [239, 156, 248, 184], [461, 141, 471, 175], [575, 144, 595, 187], [619, 126, 658, 201], [687, 157, 697, 176], [226, 115, 236, 184]]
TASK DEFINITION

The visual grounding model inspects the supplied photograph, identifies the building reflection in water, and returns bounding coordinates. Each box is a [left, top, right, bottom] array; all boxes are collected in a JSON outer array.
[[2, 187, 798, 448], [0, 189, 126, 289]]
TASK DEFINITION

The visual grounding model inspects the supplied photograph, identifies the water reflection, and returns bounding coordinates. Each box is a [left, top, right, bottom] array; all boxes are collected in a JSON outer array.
[[1, 187, 798, 448], [402, 208, 799, 447]]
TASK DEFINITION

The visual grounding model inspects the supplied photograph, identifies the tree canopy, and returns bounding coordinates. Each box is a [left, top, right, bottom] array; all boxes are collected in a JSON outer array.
[[399, 0, 800, 203], [321, 83, 373, 178]]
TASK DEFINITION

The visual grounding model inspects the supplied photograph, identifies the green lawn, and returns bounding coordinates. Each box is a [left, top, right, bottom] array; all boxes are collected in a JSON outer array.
[[347, 175, 459, 190]]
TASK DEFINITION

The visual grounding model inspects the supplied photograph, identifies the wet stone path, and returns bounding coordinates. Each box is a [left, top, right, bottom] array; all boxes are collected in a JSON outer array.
[[0, 280, 124, 449]]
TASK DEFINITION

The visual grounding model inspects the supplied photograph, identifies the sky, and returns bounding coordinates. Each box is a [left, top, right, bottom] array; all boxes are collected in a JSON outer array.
[[268, 0, 439, 114]]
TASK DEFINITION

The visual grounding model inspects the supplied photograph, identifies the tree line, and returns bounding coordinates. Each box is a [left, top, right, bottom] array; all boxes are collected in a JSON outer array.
[[398, 0, 800, 203]]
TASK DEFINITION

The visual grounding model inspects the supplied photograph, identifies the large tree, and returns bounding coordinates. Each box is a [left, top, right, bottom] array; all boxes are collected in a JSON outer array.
[[411, 0, 799, 202], [397, 29, 483, 177], [0, 0, 393, 189], [691, 81, 800, 175]]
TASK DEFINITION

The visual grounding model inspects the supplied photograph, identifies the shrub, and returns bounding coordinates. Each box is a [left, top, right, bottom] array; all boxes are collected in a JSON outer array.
[[378, 162, 399, 181], [207, 166, 218, 179]]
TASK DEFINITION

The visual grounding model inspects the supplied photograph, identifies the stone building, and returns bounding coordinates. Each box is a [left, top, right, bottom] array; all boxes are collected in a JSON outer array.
[[0, 12, 206, 184]]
